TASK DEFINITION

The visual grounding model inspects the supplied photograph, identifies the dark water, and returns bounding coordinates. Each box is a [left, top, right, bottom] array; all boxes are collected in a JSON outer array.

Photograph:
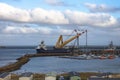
[[0, 48, 120, 73]]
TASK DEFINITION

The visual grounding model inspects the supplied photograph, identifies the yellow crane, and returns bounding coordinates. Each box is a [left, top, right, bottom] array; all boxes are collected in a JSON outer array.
[[55, 30, 87, 48]]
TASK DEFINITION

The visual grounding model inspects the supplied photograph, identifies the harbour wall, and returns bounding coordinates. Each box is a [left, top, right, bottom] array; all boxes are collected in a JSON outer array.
[[0, 53, 72, 73]]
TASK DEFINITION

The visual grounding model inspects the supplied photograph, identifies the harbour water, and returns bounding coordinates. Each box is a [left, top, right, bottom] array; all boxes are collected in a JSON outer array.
[[0, 47, 120, 73]]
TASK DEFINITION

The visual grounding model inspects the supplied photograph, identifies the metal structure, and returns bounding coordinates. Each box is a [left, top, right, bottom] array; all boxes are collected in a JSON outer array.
[[55, 30, 87, 49]]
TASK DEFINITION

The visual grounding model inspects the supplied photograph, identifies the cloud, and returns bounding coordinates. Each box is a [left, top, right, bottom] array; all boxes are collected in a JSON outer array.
[[2, 25, 53, 34], [2, 26, 37, 34], [0, 3, 68, 24], [0, 2, 120, 29], [64, 10, 118, 27], [45, 0, 63, 6], [30, 8, 69, 24], [0, 3, 30, 22], [1, 24, 74, 35], [85, 3, 120, 13], [45, 0, 70, 6]]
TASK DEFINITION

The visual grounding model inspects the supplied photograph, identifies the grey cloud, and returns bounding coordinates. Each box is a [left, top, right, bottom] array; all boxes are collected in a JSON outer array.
[[85, 3, 120, 13]]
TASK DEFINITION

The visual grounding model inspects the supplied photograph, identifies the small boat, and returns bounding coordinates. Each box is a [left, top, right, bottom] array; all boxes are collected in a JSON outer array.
[[99, 55, 107, 59], [90, 54, 100, 59], [72, 54, 92, 60], [107, 55, 116, 59]]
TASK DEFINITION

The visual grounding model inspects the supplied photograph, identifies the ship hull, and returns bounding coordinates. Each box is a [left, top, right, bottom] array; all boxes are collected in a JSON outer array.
[[36, 48, 71, 53]]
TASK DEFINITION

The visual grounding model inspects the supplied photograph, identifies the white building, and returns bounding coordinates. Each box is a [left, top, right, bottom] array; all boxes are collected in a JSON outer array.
[[19, 72, 33, 80], [0, 73, 11, 80]]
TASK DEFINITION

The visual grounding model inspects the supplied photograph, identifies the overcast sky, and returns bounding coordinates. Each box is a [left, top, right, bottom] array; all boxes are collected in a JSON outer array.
[[0, 0, 120, 46]]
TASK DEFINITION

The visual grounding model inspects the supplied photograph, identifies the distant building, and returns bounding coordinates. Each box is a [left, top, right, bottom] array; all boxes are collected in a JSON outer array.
[[88, 73, 120, 80], [88, 77, 120, 80], [0, 72, 11, 80], [45, 72, 56, 80], [69, 72, 81, 80], [111, 74, 120, 78], [95, 72, 112, 78], [19, 72, 33, 80]]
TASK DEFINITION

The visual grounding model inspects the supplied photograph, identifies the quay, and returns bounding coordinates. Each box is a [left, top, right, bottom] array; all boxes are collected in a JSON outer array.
[[90, 49, 120, 55]]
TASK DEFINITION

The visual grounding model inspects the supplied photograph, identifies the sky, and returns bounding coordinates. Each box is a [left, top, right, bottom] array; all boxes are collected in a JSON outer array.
[[0, 0, 120, 46]]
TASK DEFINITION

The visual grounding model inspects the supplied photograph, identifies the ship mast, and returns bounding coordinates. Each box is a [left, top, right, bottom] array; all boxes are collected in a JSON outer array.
[[86, 30, 88, 54]]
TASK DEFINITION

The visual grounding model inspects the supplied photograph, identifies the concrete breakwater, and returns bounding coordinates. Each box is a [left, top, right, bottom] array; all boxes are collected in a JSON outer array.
[[0, 56, 30, 73], [0, 53, 72, 73]]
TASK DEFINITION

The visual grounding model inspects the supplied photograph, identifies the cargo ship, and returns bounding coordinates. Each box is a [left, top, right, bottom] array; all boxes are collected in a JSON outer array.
[[36, 30, 87, 53]]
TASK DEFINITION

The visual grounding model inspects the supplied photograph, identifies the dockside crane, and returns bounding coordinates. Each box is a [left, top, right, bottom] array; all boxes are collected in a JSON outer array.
[[55, 30, 87, 49]]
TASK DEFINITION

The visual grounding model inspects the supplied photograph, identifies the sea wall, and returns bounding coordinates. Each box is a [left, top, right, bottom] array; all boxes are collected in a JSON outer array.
[[0, 53, 72, 73], [0, 56, 29, 73]]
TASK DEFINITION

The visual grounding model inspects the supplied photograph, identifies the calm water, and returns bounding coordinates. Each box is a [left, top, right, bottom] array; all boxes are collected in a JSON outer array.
[[0, 48, 120, 73]]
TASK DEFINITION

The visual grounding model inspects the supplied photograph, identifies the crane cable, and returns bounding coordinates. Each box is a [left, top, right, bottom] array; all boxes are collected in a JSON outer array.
[[64, 29, 78, 42]]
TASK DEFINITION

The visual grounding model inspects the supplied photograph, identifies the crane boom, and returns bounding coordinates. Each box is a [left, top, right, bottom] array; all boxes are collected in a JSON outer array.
[[55, 35, 63, 48], [55, 30, 86, 48]]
